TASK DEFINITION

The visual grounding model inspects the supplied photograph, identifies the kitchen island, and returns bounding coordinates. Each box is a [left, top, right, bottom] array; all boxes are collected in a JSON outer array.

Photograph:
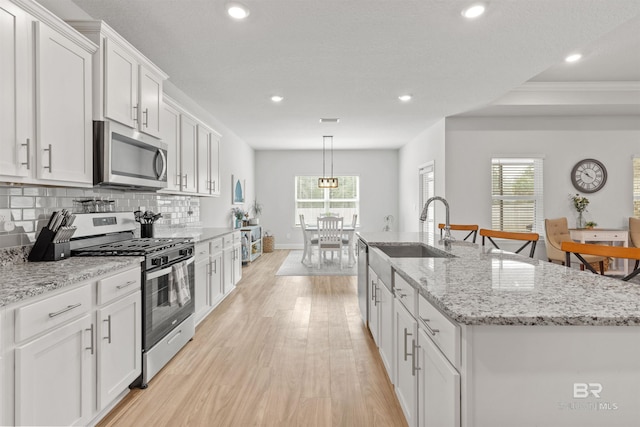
[[358, 231, 640, 427]]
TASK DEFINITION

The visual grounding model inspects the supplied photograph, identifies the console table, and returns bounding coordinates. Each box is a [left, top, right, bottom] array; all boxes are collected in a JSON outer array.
[[240, 225, 262, 263], [569, 228, 629, 275]]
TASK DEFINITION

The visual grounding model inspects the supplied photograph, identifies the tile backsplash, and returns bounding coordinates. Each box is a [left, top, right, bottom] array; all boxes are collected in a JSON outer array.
[[0, 185, 200, 248]]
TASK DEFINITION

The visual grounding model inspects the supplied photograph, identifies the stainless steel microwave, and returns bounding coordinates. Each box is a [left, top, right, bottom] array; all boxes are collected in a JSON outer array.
[[93, 120, 168, 190]]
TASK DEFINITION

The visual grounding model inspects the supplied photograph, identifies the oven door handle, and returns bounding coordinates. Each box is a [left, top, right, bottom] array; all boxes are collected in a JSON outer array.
[[146, 257, 195, 280]]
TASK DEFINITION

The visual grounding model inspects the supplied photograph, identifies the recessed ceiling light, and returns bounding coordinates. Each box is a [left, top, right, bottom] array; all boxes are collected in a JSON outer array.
[[319, 118, 340, 123], [398, 95, 412, 102], [461, 3, 486, 19], [227, 3, 250, 20], [565, 53, 582, 63], [271, 95, 283, 102]]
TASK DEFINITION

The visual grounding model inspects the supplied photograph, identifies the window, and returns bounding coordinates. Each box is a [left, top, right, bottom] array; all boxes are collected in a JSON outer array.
[[634, 157, 640, 218], [491, 158, 544, 233], [295, 176, 359, 225]]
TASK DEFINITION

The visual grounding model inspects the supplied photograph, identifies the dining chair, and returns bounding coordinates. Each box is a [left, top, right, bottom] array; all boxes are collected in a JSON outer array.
[[630, 217, 640, 271], [561, 241, 640, 281], [438, 223, 479, 243], [479, 229, 539, 258], [299, 214, 317, 265], [317, 216, 344, 268], [544, 217, 605, 273], [341, 214, 358, 265]]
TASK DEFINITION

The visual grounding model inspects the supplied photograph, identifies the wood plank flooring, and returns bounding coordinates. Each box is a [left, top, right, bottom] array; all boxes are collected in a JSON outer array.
[[98, 250, 407, 427]]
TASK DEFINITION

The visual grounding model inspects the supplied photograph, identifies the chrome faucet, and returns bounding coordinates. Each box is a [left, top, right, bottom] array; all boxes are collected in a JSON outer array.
[[420, 196, 453, 242]]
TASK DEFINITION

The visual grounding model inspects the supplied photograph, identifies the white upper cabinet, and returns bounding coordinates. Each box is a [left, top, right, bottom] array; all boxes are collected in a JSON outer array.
[[0, 0, 96, 187], [180, 113, 198, 193], [68, 21, 168, 139], [197, 124, 221, 196], [160, 98, 182, 192]]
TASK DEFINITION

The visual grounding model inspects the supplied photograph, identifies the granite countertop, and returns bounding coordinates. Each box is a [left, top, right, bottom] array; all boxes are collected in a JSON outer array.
[[153, 225, 237, 242], [0, 256, 143, 307], [358, 232, 640, 326]]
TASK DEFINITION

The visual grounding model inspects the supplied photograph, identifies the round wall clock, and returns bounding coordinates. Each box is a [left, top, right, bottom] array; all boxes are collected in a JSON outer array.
[[571, 158, 607, 193]]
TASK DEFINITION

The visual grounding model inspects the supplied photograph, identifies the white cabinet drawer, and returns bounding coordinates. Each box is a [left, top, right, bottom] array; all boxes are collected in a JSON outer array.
[[210, 238, 223, 254], [394, 274, 416, 316], [97, 266, 141, 306], [418, 295, 460, 368], [15, 284, 92, 342], [195, 241, 210, 261], [223, 233, 234, 246]]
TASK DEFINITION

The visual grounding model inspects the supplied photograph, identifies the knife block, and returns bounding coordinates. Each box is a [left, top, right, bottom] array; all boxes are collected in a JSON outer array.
[[28, 227, 71, 261]]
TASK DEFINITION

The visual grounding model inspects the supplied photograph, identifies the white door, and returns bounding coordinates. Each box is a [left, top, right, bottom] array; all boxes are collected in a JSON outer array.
[[196, 125, 210, 194], [418, 328, 460, 427], [35, 22, 92, 184], [104, 38, 137, 128], [378, 278, 394, 380], [209, 134, 220, 195], [180, 114, 198, 193], [368, 267, 380, 345], [394, 299, 418, 427], [96, 291, 142, 412], [0, 0, 30, 177], [138, 64, 162, 138], [160, 101, 181, 191], [210, 252, 224, 306], [15, 314, 93, 426], [194, 257, 210, 324]]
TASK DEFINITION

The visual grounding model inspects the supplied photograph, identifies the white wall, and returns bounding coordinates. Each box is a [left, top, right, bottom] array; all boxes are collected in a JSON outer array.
[[445, 116, 640, 235], [163, 84, 255, 227], [255, 150, 398, 248], [398, 119, 447, 232]]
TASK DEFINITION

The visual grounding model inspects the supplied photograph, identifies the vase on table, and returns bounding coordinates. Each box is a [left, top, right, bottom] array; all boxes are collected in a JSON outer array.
[[576, 212, 585, 229]]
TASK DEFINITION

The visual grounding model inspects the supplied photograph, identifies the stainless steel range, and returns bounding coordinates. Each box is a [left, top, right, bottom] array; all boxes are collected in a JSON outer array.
[[70, 212, 195, 388]]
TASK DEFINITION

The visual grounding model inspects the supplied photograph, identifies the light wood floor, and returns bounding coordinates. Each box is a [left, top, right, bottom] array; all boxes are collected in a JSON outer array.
[[98, 250, 407, 427]]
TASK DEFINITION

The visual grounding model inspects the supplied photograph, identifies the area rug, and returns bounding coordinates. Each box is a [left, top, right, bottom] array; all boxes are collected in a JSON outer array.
[[276, 250, 357, 276]]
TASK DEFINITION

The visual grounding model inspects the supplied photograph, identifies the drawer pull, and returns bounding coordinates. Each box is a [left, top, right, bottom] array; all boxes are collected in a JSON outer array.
[[86, 323, 94, 355], [420, 317, 440, 336], [116, 280, 137, 290], [48, 303, 81, 318], [103, 315, 112, 344], [412, 340, 421, 377]]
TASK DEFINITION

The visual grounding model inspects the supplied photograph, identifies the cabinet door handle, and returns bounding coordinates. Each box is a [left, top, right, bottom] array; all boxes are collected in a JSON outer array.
[[213, 259, 217, 274], [21, 138, 31, 169], [116, 280, 137, 290], [412, 340, 421, 376], [184, 174, 188, 188], [103, 315, 112, 344], [44, 144, 52, 172], [420, 317, 440, 336], [212, 180, 216, 192], [86, 323, 95, 354], [133, 104, 138, 122], [176, 174, 182, 186], [48, 302, 81, 318], [143, 108, 149, 127], [403, 327, 413, 361]]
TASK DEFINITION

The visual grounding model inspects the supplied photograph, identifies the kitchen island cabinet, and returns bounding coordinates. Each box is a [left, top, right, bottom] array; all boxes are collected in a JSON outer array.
[[359, 232, 640, 427]]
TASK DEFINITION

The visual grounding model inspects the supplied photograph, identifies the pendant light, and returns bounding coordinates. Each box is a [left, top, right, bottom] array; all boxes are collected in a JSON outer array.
[[318, 135, 338, 188]]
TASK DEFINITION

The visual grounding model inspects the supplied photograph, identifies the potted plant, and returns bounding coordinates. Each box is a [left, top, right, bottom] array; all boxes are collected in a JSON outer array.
[[585, 221, 597, 230], [569, 193, 589, 228], [249, 199, 263, 225], [231, 207, 245, 229]]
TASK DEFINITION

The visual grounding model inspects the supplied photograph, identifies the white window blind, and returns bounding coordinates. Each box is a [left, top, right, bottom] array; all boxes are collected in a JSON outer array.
[[633, 157, 640, 218], [491, 158, 544, 233], [295, 176, 359, 225], [419, 163, 435, 234]]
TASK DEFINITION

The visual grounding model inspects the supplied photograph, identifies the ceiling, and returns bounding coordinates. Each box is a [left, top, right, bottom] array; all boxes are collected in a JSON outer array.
[[42, 0, 640, 150]]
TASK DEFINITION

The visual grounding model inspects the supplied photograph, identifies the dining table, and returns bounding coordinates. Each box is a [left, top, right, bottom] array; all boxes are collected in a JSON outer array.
[[303, 224, 357, 267]]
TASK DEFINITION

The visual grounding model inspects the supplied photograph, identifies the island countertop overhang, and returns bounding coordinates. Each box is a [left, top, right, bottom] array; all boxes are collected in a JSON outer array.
[[358, 231, 640, 326]]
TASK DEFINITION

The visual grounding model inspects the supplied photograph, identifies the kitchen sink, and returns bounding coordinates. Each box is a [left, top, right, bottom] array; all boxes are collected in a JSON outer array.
[[373, 243, 453, 258]]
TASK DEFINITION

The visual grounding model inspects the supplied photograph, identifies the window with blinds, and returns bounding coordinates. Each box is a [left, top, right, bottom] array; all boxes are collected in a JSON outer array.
[[294, 176, 359, 225], [633, 157, 640, 218], [491, 158, 544, 233]]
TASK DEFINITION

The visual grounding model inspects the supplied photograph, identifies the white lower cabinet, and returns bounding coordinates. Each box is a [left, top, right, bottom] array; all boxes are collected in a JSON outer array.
[[417, 328, 460, 427], [378, 277, 394, 379], [15, 314, 93, 426], [96, 291, 141, 412], [6, 264, 142, 426], [394, 299, 418, 427], [210, 249, 224, 306], [194, 244, 211, 324], [368, 267, 380, 345], [194, 235, 234, 325], [233, 241, 243, 285]]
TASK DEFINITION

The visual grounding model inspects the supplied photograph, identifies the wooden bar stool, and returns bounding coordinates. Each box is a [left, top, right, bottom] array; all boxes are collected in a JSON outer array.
[[438, 223, 479, 243], [479, 229, 539, 258], [561, 241, 640, 281]]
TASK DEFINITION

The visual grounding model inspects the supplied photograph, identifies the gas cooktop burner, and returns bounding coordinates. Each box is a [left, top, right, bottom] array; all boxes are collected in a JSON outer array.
[[73, 237, 193, 256]]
